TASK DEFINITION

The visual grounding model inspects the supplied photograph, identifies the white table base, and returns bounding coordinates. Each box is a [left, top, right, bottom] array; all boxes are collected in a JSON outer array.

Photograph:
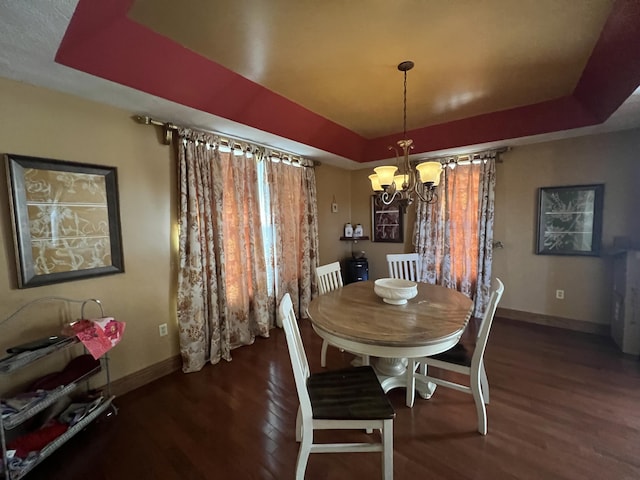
[[371, 357, 437, 407], [312, 324, 462, 408]]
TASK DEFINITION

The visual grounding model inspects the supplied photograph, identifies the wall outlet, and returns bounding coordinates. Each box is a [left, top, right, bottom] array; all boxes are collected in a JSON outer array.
[[331, 202, 338, 213], [159, 323, 168, 336], [555, 289, 565, 300]]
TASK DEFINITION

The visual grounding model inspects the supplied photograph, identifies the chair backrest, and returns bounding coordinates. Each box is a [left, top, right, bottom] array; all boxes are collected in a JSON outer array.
[[316, 261, 343, 295], [386, 253, 421, 281], [278, 293, 313, 416], [471, 278, 505, 366]]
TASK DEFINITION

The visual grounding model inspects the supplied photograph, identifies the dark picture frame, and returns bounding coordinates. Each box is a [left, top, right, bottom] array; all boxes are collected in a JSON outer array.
[[536, 184, 604, 256], [371, 195, 403, 243], [5, 154, 124, 288]]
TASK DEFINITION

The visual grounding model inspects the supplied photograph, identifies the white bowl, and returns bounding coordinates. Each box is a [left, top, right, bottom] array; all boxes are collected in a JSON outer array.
[[374, 278, 418, 305]]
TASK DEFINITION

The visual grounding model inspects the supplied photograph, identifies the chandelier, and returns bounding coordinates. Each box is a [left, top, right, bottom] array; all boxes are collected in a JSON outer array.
[[369, 61, 442, 212]]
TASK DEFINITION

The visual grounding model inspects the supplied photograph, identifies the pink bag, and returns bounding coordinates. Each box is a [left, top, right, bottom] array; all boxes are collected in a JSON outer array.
[[69, 317, 125, 360]]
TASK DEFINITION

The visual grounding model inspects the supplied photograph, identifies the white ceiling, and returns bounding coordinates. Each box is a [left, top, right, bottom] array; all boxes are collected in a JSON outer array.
[[1, 0, 639, 169]]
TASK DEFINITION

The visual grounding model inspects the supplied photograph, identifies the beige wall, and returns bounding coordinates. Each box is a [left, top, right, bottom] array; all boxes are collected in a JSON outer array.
[[493, 129, 640, 325], [0, 77, 179, 392], [314, 163, 352, 265], [2, 75, 636, 394], [315, 163, 416, 280], [318, 128, 639, 326]]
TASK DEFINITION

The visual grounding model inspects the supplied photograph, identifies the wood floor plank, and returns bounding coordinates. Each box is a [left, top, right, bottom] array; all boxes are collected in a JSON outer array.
[[23, 317, 640, 480]]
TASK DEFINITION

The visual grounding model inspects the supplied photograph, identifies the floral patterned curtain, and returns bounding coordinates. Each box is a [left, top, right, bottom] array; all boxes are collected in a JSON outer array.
[[261, 158, 319, 319], [413, 154, 496, 316], [176, 128, 270, 373], [176, 128, 318, 372]]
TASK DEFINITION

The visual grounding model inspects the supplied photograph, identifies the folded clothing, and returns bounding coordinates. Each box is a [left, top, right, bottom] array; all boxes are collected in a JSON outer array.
[[2, 391, 49, 416], [2, 451, 39, 477], [7, 420, 69, 458], [58, 396, 104, 426], [29, 354, 100, 391]]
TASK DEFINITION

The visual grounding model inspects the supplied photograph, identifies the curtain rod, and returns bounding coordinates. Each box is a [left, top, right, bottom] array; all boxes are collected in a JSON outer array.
[[134, 114, 508, 167], [133, 114, 312, 164], [134, 115, 176, 144], [411, 146, 509, 166]]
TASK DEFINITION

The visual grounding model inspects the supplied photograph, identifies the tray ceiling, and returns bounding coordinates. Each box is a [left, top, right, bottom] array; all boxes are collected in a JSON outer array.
[[1, 0, 639, 166]]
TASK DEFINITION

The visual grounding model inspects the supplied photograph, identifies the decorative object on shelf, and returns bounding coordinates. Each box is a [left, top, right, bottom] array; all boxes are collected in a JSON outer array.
[[368, 61, 443, 212], [374, 278, 418, 305], [5, 154, 125, 288], [371, 195, 403, 243], [354, 224, 364, 237], [536, 184, 604, 256], [344, 222, 353, 237]]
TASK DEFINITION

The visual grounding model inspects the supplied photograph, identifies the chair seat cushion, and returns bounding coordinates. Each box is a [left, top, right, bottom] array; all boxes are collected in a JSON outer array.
[[307, 366, 395, 420], [430, 342, 473, 367]]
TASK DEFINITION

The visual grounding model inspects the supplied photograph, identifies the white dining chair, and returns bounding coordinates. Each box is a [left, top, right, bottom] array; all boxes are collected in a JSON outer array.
[[408, 278, 504, 435], [315, 262, 351, 367], [278, 293, 396, 480], [386, 253, 421, 281], [316, 261, 343, 296]]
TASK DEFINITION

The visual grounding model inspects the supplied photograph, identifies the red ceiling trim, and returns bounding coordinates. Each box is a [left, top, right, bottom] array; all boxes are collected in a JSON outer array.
[[56, 0, 638, 164], [365, 97, 597, 161], [573, 0, 640, 122], [56, 0, 367, 161]]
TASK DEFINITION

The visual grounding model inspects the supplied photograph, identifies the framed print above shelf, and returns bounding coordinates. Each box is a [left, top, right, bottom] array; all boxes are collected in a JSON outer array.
[[536, 184, 604, 256], [371, 195, 403, 243], [5, 154, 124, 288]]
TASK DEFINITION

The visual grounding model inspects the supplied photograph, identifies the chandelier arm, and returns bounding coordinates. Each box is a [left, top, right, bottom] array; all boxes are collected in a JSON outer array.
[[388, 145, 402, 173], [401, 142, 414, 189], [412, 182, 438, 204], [380, 189, 401, 205]]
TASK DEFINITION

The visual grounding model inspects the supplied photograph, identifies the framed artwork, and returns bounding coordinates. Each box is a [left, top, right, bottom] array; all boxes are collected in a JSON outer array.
[[5, 154, 124, 288], [536, 184, 604, 256], [371, 195, 403, 243]]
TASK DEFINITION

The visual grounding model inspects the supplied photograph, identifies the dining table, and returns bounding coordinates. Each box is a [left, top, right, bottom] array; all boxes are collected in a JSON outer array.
[[306, 279, 474, 407]]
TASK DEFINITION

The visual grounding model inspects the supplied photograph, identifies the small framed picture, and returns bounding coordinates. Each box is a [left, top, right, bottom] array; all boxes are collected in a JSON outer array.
[[371, 195, 403, 243], [5, 154, 125, 288], [536, 184, 604, 256]]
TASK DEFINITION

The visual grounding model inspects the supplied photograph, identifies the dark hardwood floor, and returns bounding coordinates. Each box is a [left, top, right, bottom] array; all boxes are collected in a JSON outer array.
[[27, 317, 640, 480]]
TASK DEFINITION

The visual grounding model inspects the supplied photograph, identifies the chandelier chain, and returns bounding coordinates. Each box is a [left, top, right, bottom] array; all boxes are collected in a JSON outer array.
[[403, 69, 407, 139]]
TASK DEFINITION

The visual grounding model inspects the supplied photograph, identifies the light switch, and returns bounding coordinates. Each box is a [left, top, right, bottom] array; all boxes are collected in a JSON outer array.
[[331, 202, 338, 213]]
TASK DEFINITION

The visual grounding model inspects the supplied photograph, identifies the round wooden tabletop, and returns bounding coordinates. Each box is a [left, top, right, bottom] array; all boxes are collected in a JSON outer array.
[[306, 280, 473, 357]]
